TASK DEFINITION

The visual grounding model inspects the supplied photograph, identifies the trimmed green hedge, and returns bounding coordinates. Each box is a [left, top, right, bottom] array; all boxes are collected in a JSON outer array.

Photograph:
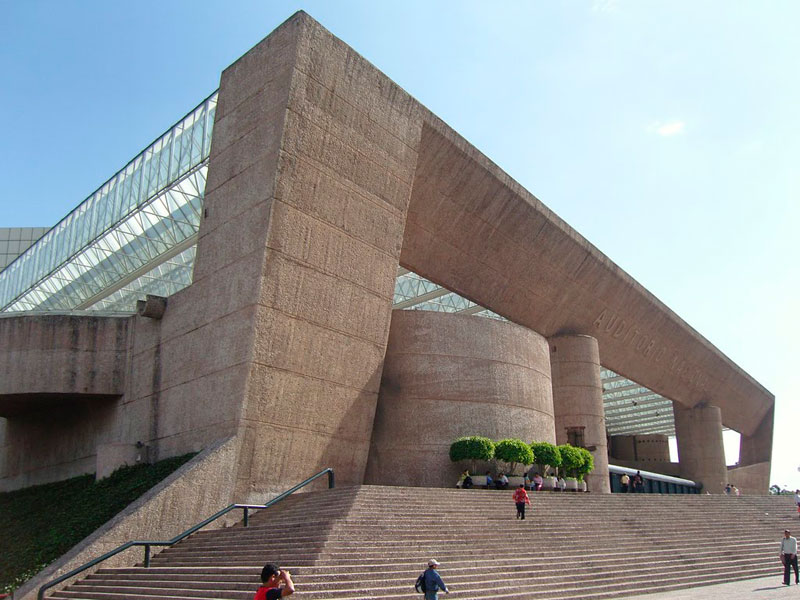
[[449, 436, 494, 473], [448, 436, 596, 483], [528, 441, 561, 475], [494, 438, 534, 476], [0, 453, 195, 594], [576, 447, 594, 481], [557, 444, 585, 478]]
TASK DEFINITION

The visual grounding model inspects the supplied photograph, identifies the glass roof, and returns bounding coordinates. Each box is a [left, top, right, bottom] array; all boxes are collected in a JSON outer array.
[[0, 92, 217, 313], [601, 369, 675, 436]]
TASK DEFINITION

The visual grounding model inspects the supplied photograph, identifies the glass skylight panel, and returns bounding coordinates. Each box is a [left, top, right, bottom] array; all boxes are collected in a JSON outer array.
[[0, 93, 216, 313], [602, 368, 675, 436], [89, 246, 196, 313]]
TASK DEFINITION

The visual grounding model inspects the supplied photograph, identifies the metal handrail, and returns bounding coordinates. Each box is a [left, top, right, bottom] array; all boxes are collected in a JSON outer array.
[[38, 467, 335, 600]]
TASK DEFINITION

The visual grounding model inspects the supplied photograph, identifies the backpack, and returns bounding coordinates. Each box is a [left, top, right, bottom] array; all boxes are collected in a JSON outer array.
[[415, 572, 427, 593]]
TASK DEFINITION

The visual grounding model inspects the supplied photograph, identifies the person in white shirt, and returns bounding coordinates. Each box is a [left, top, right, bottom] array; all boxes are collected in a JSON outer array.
[[494, 472, 509, 490], [780, 529, 798, 586]]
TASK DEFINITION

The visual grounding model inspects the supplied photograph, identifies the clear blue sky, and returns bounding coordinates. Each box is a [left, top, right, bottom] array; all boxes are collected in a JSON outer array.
[[2, 1, 798, 490]]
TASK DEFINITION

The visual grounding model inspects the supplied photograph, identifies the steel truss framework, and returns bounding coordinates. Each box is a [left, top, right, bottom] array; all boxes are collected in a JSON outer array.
[[0, 93, 217, 313], [0, 89, 674, 438]]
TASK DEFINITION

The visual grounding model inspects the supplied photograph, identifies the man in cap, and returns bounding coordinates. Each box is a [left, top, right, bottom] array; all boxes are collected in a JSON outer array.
[[781, 530, 799, 586], [423, 559, 449, 599]]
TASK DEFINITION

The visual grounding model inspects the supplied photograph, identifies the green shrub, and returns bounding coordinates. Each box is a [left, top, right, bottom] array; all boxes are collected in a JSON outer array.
[[449, 436, 494, 473], [494, 439, 534, 476], [0, 453, 196, 593], [576, 447, 594, 481], [557, 444, 585, 478], [528, 441, 561, 476]]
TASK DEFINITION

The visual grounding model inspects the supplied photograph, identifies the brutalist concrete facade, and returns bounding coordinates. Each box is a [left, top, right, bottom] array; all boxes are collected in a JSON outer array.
[[0, 13, 774, 501], [365, 310, 555, 488]]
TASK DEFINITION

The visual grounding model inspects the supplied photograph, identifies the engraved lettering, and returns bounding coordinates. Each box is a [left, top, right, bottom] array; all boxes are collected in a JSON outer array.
[[592, 307, 711, 397], [613, 319, 628, 339], [593, 310, 608, 329]]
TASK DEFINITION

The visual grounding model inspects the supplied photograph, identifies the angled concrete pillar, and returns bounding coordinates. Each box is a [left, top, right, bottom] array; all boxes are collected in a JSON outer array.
[[673, 402, 727, 493], [549, 334, 610, 493], [739, 405, 773, 467], [190, 12, 422, 499], [729, 405, 772, 494]]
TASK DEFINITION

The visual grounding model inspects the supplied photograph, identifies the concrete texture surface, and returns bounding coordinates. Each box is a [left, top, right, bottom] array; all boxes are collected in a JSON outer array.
[[674, 403, 728, 494], [610, 434, 671, 463], [0, 314, 129, 408], [221, 12, 422, 500], [0, 314, 131, 490], [550, 334, 610, 493], [729, 461, 772, 496], [365, 310, 554, 487]]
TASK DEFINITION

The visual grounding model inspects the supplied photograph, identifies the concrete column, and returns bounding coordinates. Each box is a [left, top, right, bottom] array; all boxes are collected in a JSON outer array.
[[728, 405, 773, 494], [673, 402, 727, 493], [549, 334, 610, 494], [739, 405, 773, 466], [185, 13, 422, 499], [365, 310, 555, 488]]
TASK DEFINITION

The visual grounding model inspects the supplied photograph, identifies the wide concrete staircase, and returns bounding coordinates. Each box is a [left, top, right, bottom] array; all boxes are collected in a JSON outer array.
[[48, 486, 797, 599]]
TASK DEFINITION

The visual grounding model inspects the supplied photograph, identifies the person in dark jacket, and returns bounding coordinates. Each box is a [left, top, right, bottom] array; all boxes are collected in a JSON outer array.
[[423, 559, 449, 599], [632, 471, 644, 493]]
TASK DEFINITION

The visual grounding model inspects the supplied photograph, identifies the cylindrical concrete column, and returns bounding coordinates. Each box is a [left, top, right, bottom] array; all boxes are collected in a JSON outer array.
[[365, 310, 555, 488], [549, 334, 610, 493], [673, 402, 727, 493]]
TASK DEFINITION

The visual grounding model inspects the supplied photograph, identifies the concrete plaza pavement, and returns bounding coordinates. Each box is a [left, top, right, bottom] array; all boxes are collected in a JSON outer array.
[[623, 575, 799, 599]]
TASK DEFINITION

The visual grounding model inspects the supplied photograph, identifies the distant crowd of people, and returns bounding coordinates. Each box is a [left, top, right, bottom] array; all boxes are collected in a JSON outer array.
[[456, 468, 571, 492]]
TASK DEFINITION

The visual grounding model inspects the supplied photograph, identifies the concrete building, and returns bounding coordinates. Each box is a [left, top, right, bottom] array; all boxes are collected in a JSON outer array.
[[0, 13, 773, 503]]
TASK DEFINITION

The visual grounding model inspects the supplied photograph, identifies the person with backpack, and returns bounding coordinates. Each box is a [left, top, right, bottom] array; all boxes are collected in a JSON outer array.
[[415, 559, 449, 599], [253, 563, 295, 599]]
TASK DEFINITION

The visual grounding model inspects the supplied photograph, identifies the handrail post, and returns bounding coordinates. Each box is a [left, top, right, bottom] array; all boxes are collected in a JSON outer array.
[[144, 544, 151, 568], [328, 468, 335, 489], [243, 506, 249, 527]]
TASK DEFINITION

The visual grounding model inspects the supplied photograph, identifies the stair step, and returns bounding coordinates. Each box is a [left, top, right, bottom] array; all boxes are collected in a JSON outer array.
[[43, 486, 797, 600]]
